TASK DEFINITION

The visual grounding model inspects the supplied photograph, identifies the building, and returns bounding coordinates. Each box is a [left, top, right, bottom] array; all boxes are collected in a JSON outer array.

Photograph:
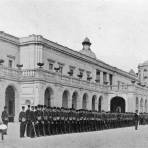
[[0, 31, 147, 122]]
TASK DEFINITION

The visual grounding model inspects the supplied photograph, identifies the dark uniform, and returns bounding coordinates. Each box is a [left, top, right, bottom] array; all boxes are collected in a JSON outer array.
[[43, 106, 49, 135], [26, 105, 31, 137], [134, 110, 139, 130], [1, 106, 9, 134], [29, 106, 36, 138], [19, 106, 26, 137]]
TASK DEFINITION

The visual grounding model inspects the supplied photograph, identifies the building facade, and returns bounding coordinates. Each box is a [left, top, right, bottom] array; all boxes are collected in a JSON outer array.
[[0, 31, 147, 121]]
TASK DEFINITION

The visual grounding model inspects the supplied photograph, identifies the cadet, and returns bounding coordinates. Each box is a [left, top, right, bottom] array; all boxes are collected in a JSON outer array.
[[43, 105, 49, 135], [34, 106, 39, 137], [29, 106, 36, 138], [1, 106, 9, 134], [47, 106, 52, 135], [134, 110, 139, 130], [19, 106, 26, 137], [26, 105, 31, 137]]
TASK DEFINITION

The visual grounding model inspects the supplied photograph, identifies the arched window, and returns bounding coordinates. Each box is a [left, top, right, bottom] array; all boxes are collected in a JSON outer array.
[[92, 95, 97, 111], [62, 90, 70, 108], [72, 91, 78, 109], [98, 96, 103, 112], [82, 93, 88, 109]]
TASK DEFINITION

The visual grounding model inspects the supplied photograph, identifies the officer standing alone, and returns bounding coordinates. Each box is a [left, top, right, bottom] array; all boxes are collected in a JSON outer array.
[[1, 106, 9, 135], [134, 110, 139, 130]]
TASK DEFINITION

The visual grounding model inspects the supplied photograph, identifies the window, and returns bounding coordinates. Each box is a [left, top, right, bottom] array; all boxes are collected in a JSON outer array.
[[68, 66, 75, 76], [96, 70, 100, 83], [86, 71, 92, 81], [103, 72, 107, 84], [59, 66, 63, 73], [58, 62, 64, 74], [8, 60, 13, 68], [78, 68, 84, 78], [109, 74, 113, 85], [47, 59, 55, 70], [49, 63, 53, 70]]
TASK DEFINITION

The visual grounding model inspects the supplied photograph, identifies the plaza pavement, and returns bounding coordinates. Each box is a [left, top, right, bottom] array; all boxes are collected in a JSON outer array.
[[0, 123, 148, 148]]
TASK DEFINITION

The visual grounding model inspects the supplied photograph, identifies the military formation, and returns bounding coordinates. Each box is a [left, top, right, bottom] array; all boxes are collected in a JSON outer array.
[[16, 104, 148, 138]]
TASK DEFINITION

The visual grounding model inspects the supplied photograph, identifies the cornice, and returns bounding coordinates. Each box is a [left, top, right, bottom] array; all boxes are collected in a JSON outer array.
[[0, 31, 19, 45], [20, 35, 137, 81], [0, 32, 138, 81]]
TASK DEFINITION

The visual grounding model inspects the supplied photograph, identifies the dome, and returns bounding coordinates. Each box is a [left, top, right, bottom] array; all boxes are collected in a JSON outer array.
[[129, 69, 137, 76], [79, 49, 96, 59], [80, 37, 96, 59], [82, 37, 91, 45]]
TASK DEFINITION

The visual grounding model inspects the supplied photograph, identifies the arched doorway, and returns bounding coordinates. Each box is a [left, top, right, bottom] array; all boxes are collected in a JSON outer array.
[[82, 93, 88, 109], [72, 91, 78, 109], [98, 96, 103, 112], [44, 87, 53, 107], [92, 95, 97, 111], [62, 90, 70, 108], [5, 86, 15, 122], [110, 96, 126, 113]]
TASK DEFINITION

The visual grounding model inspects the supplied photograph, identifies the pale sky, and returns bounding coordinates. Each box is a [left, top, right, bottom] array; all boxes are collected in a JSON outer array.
[[0, 0, 148, 72]]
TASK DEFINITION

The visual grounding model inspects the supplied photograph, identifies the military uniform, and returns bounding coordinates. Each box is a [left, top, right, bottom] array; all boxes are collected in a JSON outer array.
[[26, 105, 31, 137], [43, 106, 49, 135], [1, 107, 9, 134], [19, 106, 26, 137], [134, 111, 139, 130], [29, 106, 36, 138]]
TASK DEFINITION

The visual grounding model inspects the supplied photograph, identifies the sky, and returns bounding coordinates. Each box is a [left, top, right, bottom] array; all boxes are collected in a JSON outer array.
[[0, 0, 148, 72]]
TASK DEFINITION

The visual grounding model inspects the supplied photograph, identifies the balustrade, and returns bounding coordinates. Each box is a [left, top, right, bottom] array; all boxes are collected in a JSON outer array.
[[0, 66, 147, 94]]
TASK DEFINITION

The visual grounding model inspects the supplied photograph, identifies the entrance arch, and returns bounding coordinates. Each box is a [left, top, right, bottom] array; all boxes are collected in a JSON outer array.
[[82, 93, 88, 109], [62, 90, 70, 108], [5, 85, 15, 122], [44, 87, 54, 107], [98, 96, 103, 112], [72, 91, 78, 109], [110, 96, 126, 113], [92, 95, 97, 111]]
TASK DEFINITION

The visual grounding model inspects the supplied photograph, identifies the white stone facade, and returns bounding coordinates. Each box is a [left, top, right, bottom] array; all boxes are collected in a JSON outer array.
[[0, 31, 147, 121]]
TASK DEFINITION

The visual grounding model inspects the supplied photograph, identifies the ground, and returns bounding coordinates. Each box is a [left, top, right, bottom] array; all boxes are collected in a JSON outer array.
[[0, 123, 148, 148]]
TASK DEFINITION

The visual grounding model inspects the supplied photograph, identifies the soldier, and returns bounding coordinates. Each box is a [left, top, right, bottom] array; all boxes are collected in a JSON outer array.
[[19, 106, 26, 137], [60, 107, 64, 134], [52, 107, 57, 134], [48, 106, 52, 135], [37, 105, 44, 136], [29, 106, 36, 138], [64, 108, 69, 133], [1, 106, 9, 135], [26, 105, 31, 137], [134, 110, 139, 130], [34, 106, 39, 137], [43, 105, 49, 135]]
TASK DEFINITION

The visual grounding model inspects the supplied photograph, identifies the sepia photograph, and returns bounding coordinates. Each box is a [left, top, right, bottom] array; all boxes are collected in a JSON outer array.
[[0, 0, 148, 147]]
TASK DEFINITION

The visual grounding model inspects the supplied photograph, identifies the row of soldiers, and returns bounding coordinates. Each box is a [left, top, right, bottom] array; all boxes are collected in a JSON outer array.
[[18, 105, 148, 138]]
